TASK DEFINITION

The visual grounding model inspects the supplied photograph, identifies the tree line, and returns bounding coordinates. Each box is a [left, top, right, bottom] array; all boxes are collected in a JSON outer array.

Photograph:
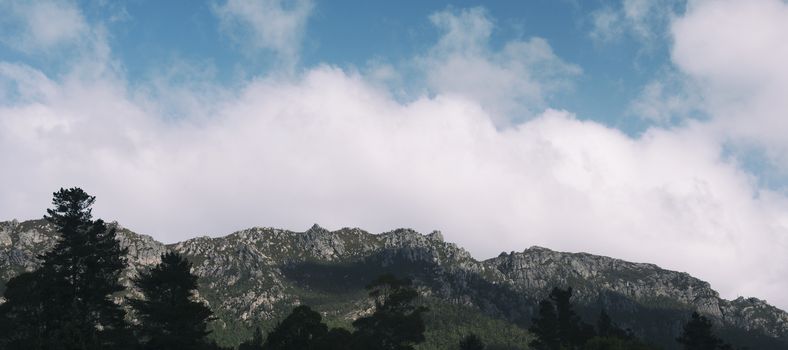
[[0, 188, 216, 349], [0, 188, 749, 349], [527, 287, 746, 350], [0, 188, 431, 350], [237, 274, 427, 350]]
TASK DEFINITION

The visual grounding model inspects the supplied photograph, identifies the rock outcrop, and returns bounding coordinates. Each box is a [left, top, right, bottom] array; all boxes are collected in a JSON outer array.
[[1, 219, 786, 348]]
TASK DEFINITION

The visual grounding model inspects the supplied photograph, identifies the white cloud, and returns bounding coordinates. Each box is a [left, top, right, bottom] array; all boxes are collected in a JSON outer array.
[[622, 0, 659, 39], [671, 0, 788, 163], [0, 0, 89, 52], [213, 0, 313, 64], [629, 69, 704, 123], [632, 0, 788, 168], [421, 7, 581, 126], [1, 2, 788, 312], [589, 7, 622, 43], [589, 0, 681, 45], [2, 60, 788, 308]]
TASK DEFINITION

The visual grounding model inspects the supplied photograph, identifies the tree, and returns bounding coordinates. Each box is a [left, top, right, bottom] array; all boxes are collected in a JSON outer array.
[[529, 299, 561, 350], [583, 336, 658, 350], [529, 287, 594, 350], [262, 305, 328, 350], [44, 188, 131, 348], [459, 333, 485, 350], [314, 327, 354, 350], [239, 327, 264, 350], [0, 271, 48, 349], [351, 274, 428, 350], [0, 187, 131, 349], [595, 310, 629, 339], [676, 312, 730, 350], [131, 251, 214, 350]]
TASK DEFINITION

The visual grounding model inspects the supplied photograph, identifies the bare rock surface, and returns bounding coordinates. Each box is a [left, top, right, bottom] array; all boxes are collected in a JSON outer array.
[[1, 219, 786, 344]]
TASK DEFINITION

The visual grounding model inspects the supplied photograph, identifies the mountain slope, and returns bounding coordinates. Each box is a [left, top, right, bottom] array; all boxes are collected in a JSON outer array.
[[1, 219, 786, 349]]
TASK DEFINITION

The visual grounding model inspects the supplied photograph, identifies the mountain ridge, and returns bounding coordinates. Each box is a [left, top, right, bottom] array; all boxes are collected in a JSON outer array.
[[1, 218, 786, 349]]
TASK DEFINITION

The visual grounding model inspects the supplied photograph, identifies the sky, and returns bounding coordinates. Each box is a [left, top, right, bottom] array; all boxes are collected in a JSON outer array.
[[1, 0, 788, 309]]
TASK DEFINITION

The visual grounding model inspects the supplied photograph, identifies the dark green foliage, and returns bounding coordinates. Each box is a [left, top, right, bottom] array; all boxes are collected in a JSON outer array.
[[351, 274, 428, 350], [583, 336, 658, 350], [313, 327, 354, 350], [529, 287, 593, 350], [528, 288, 661, 350], [131, 251, 214, 350], [44, 188, 131, 349], [595, 310, 630, 340], [529, 299, 561, 350], [419, 301, 531, 349], [242, 306, 352, 350], [249, 274, 429, 350], [595, 310, 613, 337], [0, 271, 48, 349], [552, 287, 595, 346], [0, 187, 132, 350], [676, 312, 733, 350], [238, 327, 264, 350], [459, 333, 486, 350], [262, 305, 328, 350]]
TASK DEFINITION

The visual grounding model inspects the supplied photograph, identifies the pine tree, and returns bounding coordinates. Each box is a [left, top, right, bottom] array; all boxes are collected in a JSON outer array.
[[131, 251, 214, 350], [596, 310, 615, 338], [530, 287, 594, 350], [459, 333, 485, 350], [262, 305, 328, 350], [529, 299, 560, 350], [676, 312, 729, 350], [596, 310, 629, 339], [238, 327, 264, 350], [314, 328, 353, 350], [0, 271, 48, 349], [351, 274, 428, 350], [0, 188, 131, 349], [552, 287, 594, 346], [43, 188, 131, 349]]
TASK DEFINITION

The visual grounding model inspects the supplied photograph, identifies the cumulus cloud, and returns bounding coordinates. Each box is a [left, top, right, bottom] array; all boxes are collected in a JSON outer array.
[[421, 8, 581, 125], [1, 2, 788, 311], [671, 0, 788, 165], [3, 62, 788, 309], [213, 0, 313, 64], [0, 0, 89, 52]]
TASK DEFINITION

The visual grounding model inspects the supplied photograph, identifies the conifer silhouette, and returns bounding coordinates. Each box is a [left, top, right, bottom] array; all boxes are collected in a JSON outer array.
[[351, 274, 428, 350], [676, 312, 732, 350], [459, 333, 485, 350], [131, 251, 214, 350], [0, 188, 131, 349]]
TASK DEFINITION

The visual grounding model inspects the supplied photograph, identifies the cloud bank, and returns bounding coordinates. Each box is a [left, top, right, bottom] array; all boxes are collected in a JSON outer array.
[[0, 1, 787, 309]]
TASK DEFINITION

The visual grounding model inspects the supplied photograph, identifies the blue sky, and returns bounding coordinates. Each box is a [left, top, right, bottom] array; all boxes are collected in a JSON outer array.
[[152, 0, 669, 132], [1, 0, 788, 309], [4, 0, 677, 130]]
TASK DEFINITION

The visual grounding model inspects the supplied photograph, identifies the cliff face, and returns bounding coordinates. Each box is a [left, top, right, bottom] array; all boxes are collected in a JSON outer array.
[[1, 219, 786, 348]]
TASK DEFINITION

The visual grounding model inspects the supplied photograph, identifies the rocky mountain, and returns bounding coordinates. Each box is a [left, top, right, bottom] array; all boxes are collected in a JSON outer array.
[[1, 219, 787, 349]]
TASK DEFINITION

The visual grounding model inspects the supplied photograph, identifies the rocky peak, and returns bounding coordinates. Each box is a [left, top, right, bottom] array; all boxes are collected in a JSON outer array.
[[307, 223, 328, 234], [486, 246, 726, 319], [525, 245, 552, 252]]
